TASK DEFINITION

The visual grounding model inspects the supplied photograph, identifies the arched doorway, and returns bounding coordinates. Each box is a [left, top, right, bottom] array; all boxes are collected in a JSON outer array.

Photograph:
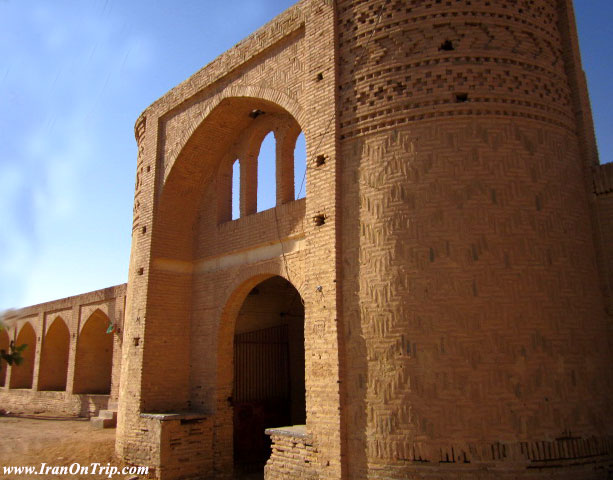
[[0, 329, 9, 387], [38, 317, 70, 391], [232, 276, 305, 476], [9, 322, 36, 389], [73, 310, 113, 394]]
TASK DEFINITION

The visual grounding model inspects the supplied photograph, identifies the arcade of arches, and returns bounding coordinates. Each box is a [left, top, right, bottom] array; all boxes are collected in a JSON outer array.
[[0, 285, 124, 417]]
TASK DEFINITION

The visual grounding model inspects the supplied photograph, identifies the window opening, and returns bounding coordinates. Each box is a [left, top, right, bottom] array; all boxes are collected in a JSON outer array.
[[257, 132, 276, 212], [232, 159, 240, 220], [294, 132, 307, 200]]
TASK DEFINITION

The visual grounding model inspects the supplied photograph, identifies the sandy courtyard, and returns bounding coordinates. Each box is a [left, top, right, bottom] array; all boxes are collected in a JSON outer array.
[[0, 415, 143, 480]]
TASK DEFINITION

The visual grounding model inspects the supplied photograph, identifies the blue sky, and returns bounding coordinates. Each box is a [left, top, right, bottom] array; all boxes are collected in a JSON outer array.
[[0, 1, 611, 311]]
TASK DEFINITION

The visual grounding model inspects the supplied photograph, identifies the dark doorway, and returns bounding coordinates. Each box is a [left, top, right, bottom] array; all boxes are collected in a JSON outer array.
[[233, 276, 305, 476]]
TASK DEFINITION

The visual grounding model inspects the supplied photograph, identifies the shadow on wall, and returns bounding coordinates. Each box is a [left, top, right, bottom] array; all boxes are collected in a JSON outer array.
[[73, 310, 113, 395], [38, 317, 70, 392], [9, 322, 36, 389]]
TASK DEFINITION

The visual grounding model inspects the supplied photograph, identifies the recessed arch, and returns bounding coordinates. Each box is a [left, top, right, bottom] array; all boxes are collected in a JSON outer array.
[[155, 96, 305, 260], [38, 317, 70, 391], [144, 97, 307, 415], [0, 329, 9, 387], [163, 86, 306, 186], [73, 309, 113, 394], [9, 322, 36, 389]]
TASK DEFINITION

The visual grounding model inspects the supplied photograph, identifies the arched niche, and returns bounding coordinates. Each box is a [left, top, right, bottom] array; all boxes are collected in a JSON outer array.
[[73, 310, 113, 394], [9, 322, 36, 389], [140, 98, 306, 413], [155, 96, 304, 261], [38, 317, 70, 391]]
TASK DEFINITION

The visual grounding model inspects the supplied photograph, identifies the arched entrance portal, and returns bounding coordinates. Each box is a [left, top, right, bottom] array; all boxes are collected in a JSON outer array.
[[232, 276, 305, 476]]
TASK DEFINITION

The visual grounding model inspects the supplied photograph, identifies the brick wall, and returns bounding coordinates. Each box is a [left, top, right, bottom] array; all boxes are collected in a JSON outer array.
[[116, 2, 343, 478], [265, 426, 318, 480], [0, 285, 126, 417], [593, 163, 613, 314]]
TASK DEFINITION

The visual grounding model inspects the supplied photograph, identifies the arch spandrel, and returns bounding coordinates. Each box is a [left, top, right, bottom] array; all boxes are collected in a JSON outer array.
[[46, 316, 69, 334], [15, 317, 39, 339], [78, 308, 109, 334], [79, 305, 111, 334], [44, 312, 72, 336]]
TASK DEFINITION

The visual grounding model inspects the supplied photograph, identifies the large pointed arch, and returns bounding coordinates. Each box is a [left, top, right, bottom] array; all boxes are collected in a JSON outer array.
[[38, 317, 70, 391], [162, 86, 305, 188], [154, 96, 305, 261], [9, 322, 36, 389], [73, 309, 113, 394]]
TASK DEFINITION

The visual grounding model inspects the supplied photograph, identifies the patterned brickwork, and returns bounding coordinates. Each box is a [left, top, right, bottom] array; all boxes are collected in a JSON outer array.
[[337, 0, 576, 140], [337, 0, 613, 478]]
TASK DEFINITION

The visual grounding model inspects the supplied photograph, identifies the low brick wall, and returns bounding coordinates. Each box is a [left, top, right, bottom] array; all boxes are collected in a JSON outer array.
[[264, 425, 318, 480], [0, 389, 109, 417], [138, 413, 213, 480]]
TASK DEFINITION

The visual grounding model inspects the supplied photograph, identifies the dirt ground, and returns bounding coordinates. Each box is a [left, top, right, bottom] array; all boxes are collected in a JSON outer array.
[[0, 414, 142, 480]]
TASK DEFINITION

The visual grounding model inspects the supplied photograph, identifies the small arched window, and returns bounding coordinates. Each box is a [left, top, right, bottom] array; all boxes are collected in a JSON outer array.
[[294, 132, 306, 200], [257, 132, 276, 212], [232, 159, 240, 220]]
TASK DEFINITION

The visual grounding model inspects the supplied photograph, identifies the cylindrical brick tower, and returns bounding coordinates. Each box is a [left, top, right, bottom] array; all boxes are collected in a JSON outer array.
[[337, 0, 612, 478]]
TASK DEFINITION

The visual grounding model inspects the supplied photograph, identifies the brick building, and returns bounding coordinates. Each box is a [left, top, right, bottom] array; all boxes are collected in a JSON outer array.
[[2, 0, 613, 479]]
